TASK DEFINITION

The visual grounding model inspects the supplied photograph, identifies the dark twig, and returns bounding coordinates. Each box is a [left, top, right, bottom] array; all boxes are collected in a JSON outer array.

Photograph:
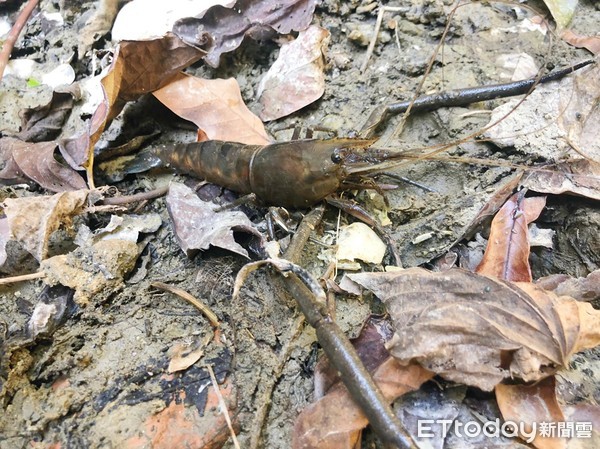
[[360, 59, 595, 138], [0, 0, 39, 82], [238, 204, 415, 449]]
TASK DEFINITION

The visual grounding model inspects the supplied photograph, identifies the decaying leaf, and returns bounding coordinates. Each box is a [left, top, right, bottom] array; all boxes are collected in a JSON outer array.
[[293, 359, 432, 449], [173, 0, 318, 67], [153, 74, 271, 144], [484, 63, 600, 163], [476, 193, 546, 282], [536, 269, 600, 302], [166, 182, 264, 258], [16, 91, 75, 142], [167, 340, 206, 373], [349, 268, 600, 391], [496, 377, 565, 449], [0, 218, 9, 267], [3, 190, 89, 262], [523, 159, 600, 201], [561, 29, 600, 54], [60, 34, 207, 171], [75, 0, 119, 59], [542, 0, 578, 29], [257, 25, 329, 121], [75, 213, 162, 246], [1, 138, 87, 192]]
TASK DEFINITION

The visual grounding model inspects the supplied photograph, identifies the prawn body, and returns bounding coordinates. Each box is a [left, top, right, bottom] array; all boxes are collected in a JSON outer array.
[[145, 138, 377, 208]]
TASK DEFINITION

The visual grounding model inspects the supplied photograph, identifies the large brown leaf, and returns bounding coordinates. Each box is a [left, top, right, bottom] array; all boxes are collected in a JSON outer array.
[[59, 34, 207, 172], [173, 0, 317, 67], [476, 192, 546, 282], [349, 268, 600, 391], [153, 74, 271, 144]]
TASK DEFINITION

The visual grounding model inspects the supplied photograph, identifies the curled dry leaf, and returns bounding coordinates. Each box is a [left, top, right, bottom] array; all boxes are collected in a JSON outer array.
[[476, 192, 546, 282], [59, 34, 207, 170], [349, 268, 600, 391], [0, 137, 87, 192], [166, 182, 264, 258], [173, 0, 318, 67], [257, 25, 330, 121], [336, 222, 386, 265], [153, 74, 271, 144], [3, 189, 88, 262]]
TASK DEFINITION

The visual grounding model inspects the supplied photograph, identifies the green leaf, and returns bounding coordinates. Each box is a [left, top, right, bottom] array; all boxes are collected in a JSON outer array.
[[26, 78, 40, 87]]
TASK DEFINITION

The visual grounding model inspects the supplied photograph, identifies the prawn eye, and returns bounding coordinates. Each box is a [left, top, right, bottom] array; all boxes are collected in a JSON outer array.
[[331, 149, 343, 164]]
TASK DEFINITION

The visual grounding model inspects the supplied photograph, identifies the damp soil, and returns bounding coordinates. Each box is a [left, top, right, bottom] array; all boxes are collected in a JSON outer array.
[[1, 1, 600, 448]]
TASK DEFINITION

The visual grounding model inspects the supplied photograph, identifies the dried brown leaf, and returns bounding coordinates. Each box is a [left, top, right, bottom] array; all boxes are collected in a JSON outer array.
[[16, 91, 74, 142], [167, 341, 205, 373], [166, 182, 264, 258], [59, 34, 206, 170], [293, 359, 432, 449], [523, 160, 600, 201], [3, 190, 88, 262], [257, 25, 329, 121], [2, 138, 87, 192], [173, 0, 317, 67], [349, 268, 600, 391], [561, 29, 600, 54], [496, 377, 565, 449], [153, 74, 271, 144], [536, 270, 600, 302], [476, 193, 546, 282]]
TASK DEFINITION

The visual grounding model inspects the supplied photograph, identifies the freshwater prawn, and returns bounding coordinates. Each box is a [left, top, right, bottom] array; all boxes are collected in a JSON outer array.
[[124, 60, 594, 211]]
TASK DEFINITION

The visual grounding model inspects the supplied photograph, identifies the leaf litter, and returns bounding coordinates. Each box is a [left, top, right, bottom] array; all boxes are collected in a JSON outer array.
[[1, 1, 600, 448]]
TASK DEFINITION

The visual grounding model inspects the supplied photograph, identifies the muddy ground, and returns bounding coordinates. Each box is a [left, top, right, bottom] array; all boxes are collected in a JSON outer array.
[[1, 1, 599, 448]]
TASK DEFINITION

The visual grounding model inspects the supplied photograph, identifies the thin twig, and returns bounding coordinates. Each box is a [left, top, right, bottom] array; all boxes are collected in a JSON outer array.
[[0, 271, 46, 285], [0, 0, 39, 82], [206, 364, 241, 449], [151, 281, 220, 328], [360, 6, 406, 73], [102, 185, 169, 205]]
